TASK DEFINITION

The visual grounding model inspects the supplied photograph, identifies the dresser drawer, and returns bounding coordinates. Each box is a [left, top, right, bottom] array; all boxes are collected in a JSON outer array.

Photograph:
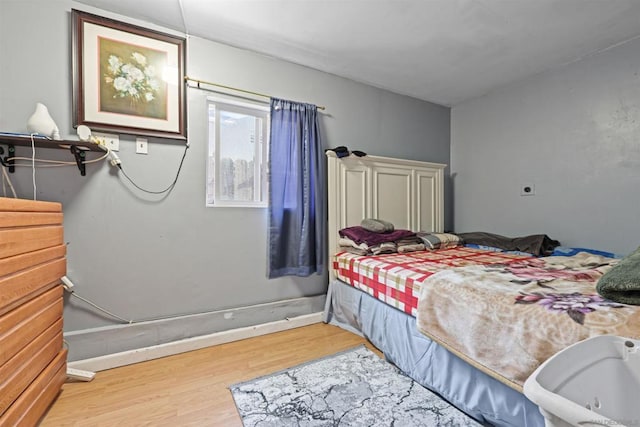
[[0, 320, 63, 415], [0, 211, 63, 228], [0, 226, 63, 260], [0, 349, 67, 427], [0, 245, 66, 278], [0, 258, 66, 316], [0, 286, 63, 367], [0, 198, 61, 214]]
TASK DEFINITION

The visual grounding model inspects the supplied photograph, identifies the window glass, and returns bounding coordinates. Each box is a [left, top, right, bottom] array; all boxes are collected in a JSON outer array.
[[206, 98, 269, 207]]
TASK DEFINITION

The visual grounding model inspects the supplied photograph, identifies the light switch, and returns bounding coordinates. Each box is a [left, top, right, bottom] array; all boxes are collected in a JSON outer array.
[[136, 137, 148, 154]]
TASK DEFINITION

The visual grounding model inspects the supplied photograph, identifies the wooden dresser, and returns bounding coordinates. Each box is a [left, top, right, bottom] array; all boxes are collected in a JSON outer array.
[[0, 197, 67, 426]]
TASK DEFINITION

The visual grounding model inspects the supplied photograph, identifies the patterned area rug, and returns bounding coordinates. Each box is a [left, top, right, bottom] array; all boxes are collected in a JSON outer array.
[[230, 345, 481, 426]]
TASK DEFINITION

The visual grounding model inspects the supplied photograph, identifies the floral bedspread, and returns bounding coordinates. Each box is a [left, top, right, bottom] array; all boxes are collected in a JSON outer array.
[[416, 252, 640, 390]]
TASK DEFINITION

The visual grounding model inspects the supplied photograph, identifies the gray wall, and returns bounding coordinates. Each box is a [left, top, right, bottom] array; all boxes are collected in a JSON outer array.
[[0, 0, 450, 357], [451, 37, 640, 255]]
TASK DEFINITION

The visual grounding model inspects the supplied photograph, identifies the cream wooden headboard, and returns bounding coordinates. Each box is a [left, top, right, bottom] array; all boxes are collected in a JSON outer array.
[[326, 153, 446, 277]]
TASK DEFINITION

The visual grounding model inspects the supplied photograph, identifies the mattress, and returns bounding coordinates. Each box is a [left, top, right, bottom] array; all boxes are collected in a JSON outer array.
[[332, 246, 532, 316], [325, 278, 545, 427]]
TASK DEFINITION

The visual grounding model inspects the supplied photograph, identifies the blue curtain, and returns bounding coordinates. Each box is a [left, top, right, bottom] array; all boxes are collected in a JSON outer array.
[[268, 98, 326, 278]]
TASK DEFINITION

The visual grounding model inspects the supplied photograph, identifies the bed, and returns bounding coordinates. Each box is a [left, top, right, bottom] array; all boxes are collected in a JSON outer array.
[[322, 153, 640, 427]]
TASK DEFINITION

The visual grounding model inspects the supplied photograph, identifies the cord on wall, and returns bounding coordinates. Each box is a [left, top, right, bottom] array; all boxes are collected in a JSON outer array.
[[1, 166, 17, 198], [3, 143, 183, 196], [0, 138, 111, 200], [30, 133, 37, 200], [61, 275, 226, 325], [7, 149, 110, 167], [62, 276, 132, 323], [70, 292, 133, 324], [113, 144, 189, 195]]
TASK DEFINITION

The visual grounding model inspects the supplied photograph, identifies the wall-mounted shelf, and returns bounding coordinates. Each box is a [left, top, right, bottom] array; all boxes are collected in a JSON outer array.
[[0, 133, 104, 176]]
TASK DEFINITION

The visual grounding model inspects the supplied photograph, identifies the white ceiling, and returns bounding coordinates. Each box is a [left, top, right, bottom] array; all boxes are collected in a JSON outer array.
[[75, 0, 640, 106]]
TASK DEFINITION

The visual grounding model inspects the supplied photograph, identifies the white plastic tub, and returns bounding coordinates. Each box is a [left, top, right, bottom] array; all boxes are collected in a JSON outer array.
[[524, 335, 640, 427]]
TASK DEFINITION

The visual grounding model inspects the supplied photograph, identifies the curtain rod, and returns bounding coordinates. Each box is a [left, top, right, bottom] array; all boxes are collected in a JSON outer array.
[[184, 76, 326, 111]]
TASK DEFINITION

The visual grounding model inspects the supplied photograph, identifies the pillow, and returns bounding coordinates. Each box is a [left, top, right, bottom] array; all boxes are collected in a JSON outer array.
[[417, 232, 463, 250], [360, 218, 394, 233], [596, 246, 640, 305]]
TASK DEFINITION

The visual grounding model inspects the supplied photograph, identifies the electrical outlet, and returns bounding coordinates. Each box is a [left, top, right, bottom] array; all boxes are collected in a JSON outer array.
[[521, 184, 536, 196], [136, 137, 148, 154], [93, 132, 119, 151]]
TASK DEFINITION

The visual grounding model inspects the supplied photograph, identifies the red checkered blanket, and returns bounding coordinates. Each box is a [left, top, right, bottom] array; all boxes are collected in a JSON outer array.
[[332, 247, 532, 316]]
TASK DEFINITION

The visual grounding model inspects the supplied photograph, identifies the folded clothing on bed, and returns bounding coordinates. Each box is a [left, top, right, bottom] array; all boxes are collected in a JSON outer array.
[[456, 231, 559, 256], [370, 242, 397, 255], [397, 243, 426, 253], [596, 246, 640, 305], [339, 226, 416, 246], [417, 232, 463, 250], [338, 234, 422, 255], [338, 237, 370, 255], [395, 236, 425, 253]]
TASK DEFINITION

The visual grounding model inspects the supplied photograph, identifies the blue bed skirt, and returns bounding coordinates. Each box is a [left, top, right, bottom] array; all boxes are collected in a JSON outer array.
[[324, 279, 544, 427]]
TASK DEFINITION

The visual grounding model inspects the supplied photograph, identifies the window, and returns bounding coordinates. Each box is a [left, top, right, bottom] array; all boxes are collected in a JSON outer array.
[[206, 97, 269, 207]]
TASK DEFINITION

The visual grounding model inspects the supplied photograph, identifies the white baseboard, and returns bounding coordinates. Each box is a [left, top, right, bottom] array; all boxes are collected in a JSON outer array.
[[68, 312, 323, 372], [65, 295, 326, 361]]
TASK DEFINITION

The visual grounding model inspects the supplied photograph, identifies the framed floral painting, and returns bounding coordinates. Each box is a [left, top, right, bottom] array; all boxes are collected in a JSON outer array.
[[72, 10, 186, 140]]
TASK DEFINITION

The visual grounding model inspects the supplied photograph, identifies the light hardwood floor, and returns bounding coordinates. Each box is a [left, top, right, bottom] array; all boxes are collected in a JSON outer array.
[[41, 323, 378, 426]]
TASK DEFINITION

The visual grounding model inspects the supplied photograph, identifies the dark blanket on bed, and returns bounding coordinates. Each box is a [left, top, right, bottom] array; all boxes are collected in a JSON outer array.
[[456, 232, 560, 256], [597, 246, 640, 305], [339, 226, 416, 246]]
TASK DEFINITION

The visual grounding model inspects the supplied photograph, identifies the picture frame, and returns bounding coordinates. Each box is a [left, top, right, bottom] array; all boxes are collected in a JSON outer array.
[[72, 9, 187, 140]]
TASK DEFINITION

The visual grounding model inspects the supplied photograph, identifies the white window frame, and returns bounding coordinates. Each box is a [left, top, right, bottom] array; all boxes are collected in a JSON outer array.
[[206, 96, 269, 208]]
